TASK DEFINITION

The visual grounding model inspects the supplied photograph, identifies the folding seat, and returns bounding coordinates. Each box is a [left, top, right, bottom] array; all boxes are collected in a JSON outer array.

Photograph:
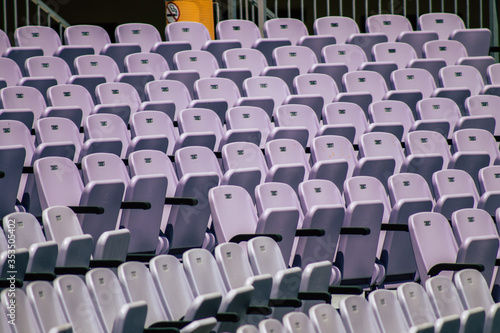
[[381, 173, 434, 286], [259, 319, 285, 333], [321, 102, 367, 144], [423, 40, 495, 83], [282, 312, 315, 333], [175, 146, 223, 180], [0, 145, 25, 219], [15, 25, 93, 72], [0, 303, 16, 333], [309, 304, 347, 333], [390, 68, 441, 104], [432, 169, 479, 219], [478, 165, 500, 216], [83, 113, 131, 158], [166, 21, 242, 67], [216, 19, 292, 65], [465, 95, 500, 136], [416, 97, 493, 139], [321, 44, 397, 88], [74, 54, 154, 101], [225, 106, 291, 148], [0, 57, 23, 87], [339, 295, 382, 333], [369, 289, 435, 333], [294, 179, 345, 271], [418, 13, 491, 56], [12, 56, 60, 99], [487, 63, 500, 85], [355, 132, 405, 190], [452, 128, 498, 186], [193, 77, 242, 121], [272, 45, 349, 91], [366, 14, 439, 55], [336, 176, 387, 287], [0, 287, 44, 332], [0, 85, 48, 129], [183, 248, 254, 332], [144, 79, 193, 120], [398, 282, 461, 333], [426, 276, 486, 333], [85, 268, 149, 333], [451, 208, 500, 285], [313, 16, 388, 61], [368, 100, 415, 142], [46, 84, 95, 127], [3, 212, 58, 275], [25, 281, 74, 333], [455, 269, 500, 333], [0, 227, 29, 284], [409, 211, 493, 285], [439, 65, 485, 97], [115, 22, 163, 52], [237, 325, 258, 333], [81, 152, 167, 254], [293, 73, 339, 105], [95, 81, 141, 123], [309, 135, 357, 192], [124, 52, 169, 80], [243, 76, 323, 118], [129, 111, 172, 154]]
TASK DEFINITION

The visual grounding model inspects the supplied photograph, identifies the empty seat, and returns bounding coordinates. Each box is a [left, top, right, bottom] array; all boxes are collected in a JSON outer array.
[[309, 303, 347, 333], [115, 22, 162, 52], [46, 83, 95, 126], [368, 100, 415, 142], [282, 312, 316, 333], [0, 145, 25, 219], [478, 165, 500, 216], [339, 295, 382, 333], [124, 52, 170, 80], [465, 95, 500, 136], [1, 287, 43, 332], [0, 85, 47, 129]]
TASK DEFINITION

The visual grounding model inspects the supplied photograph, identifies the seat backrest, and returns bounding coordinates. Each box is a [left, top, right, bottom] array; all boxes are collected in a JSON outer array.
[[247, 236, 287, 277], [314, 16, 360, 43], [26, 55, 72, 85], [359, 132, 405, 173], [0, 28, 11, 54], [0, 57, 23, 87], [173, 50, 219, 78], [265, 138, 311, 173], [309, 303, 347, 333], [255, 181, 303, 218], [209, 185, 259, 243], [311, 135, 357, 178], [26, 280, 70, 333], [34, 157, 83, 208], [15, 25, 61, 55], [366, 14, 413, 42], [149, 255, 198, 320], [397, 282, 437, 326], [416, 97, 461, 137], [86, 267, 131, 332], [42, 205, 85, 246], [406, 130, 451, 167], [221, 141, 268, 177], [439, 65, 484, 96], [96, 81, 141, 115], [282, 312, 316, 333], [273, 45, 317, 74], [1, 287, 42, 332], [47, 84, 95, 121], [344, 175, 391, 223], [175, 145, 222, 179], [145, 79, 192, 121], [391, 68, 436, 99], [226, 106, 273, 147], [222, 48, 268, 76], [451, 208, 500, 247], [368, 100, 415, 142], [388, 173, 434, 207], [263, 18, 308, 45], [274, 104, 319, 147], [453, 128, 499, 165], [183, 248, 228, 296], [54, 274, 105, 333], [0, 85, 47, 121], [343, 71, 388, 102], [423, 40, 468, 66], [115, 23, 162, 52], [322, 102, 368, 145], [84, 113, 130, 158], [81, 152, 130, 184], [418, 13, 465, 40], [216, 19, 262, 48], [75, 54, 120, 82], [259, 318, 285, 333], [177, 108, 225, 151], [35, 116, 81, 159], [479, 165, 500, 193], [368, 289, 410, 332], [339, 295, 382, 333], [118, 261, 169, 325], [294, 73, 339, 104], [465, 95, 500, 136], [128, 149, 178, 194], [214, 240, 258, 290], [372, 42, 417, 69], [65, 24, 111, 53], [299, 178, 344, 209], [166, 21, 211, 50], [130, 111, 176, 154], [487, 63, 500, 84], [454, 268, 495, 310], [408, 212, 459, 282], [433, 169, 479, 206], [243, 76, 290, 112], [321, 44, 367, 72], [124, 52, 169, 80], [0, 120, 35, 166], [425, 276, 465, 317], [194, 77, 241, 107], [3, 211, 47, 249]]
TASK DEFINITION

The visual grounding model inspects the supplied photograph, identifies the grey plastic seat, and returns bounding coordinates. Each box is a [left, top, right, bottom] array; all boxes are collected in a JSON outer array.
[[455, 269, 500, 333], [259, 318, 285, 333], [432, 169, 480, 219], [25, 281, 73, 333], [282, 312, 315, 333], [86, 267, 148, 333], [426, 276, 486, 333], [183, 248, 254, 332], [398, 282, 461, 333], [309, 303, 347, 333], [339, 295, 382, 333], [1, 287, 43, 333]]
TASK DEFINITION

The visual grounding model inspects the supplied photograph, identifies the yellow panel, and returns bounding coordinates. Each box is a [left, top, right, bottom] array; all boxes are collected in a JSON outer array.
[[165, 0, 215, 39]]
